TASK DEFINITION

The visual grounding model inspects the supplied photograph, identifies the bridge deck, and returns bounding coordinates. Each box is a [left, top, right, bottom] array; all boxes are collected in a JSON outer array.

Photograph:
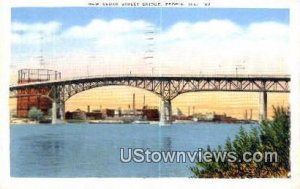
[[10, 74, 290, 90]]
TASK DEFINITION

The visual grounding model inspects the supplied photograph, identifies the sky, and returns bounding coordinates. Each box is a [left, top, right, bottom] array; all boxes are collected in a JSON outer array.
[[11, 8, 290, 79], [10, 8, 290, 118], [11, 8, 289, 29]]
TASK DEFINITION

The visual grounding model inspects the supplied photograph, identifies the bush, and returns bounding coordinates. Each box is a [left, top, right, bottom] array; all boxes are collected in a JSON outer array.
[[28, 107, 44, 121], [191, 106, 290, 178]]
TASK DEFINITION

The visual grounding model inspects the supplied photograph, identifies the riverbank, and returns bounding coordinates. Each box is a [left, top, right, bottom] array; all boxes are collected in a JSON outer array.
[[10, 118, 257, 125]]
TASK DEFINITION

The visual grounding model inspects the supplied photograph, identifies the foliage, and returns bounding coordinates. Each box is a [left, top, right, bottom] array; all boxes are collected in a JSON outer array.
[[191, 106, 290, 178], [28, 107, 44, 121]]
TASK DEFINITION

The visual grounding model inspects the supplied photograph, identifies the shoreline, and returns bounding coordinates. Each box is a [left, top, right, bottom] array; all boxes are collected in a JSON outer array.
[[10, 119, 258, 125]]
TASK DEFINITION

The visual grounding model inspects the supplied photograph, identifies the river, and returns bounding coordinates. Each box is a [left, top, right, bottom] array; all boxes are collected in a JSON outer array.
[[10, 123, 258, 177]]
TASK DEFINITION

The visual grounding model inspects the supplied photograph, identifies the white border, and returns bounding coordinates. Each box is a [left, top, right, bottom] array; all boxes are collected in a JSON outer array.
[[1, 0, 299, 189], [10, 0, 291, 8]]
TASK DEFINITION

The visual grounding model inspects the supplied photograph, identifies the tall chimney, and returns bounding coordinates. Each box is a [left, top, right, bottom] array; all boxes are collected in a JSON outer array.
[[244, 109, 248, 120], [133, 93, 136, 115]]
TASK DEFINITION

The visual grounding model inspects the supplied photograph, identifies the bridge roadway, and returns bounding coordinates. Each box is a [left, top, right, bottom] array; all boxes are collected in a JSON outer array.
[[9, 74, 290, 125]]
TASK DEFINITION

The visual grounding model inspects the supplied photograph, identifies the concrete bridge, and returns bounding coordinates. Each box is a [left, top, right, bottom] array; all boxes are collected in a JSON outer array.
[[9, 74, 290, 125]]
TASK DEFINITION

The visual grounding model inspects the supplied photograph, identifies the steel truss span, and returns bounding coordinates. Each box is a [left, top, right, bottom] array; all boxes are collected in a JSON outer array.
[[9, 74, 290, 124], [10, 75, 290, 101]]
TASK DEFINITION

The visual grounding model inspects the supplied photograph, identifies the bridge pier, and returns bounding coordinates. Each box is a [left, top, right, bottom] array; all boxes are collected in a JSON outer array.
[[259, 91, 267, 122], [159, 99, 172, 126], [59, 101, 65, 121], [52, 101, 57, 124]]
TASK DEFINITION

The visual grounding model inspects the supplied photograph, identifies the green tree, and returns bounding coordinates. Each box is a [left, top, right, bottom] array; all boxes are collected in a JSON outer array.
[[191, 106, 290, 178], [260, 107, 290, 171], [28, 107, 44, 121]]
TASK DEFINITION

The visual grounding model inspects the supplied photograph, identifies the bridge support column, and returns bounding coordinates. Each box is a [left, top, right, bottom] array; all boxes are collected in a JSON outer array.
[[259, 91, 267, 123], [159, 99, 172, 126], [59, 101, 65, 122], [52, 101, 57, 124]]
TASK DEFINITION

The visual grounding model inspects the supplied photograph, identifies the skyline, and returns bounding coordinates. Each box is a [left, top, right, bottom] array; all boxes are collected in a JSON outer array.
[[9, 87, 289, 120]]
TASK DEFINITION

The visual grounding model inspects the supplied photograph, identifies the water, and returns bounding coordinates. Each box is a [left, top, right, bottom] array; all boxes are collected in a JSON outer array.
[[10, 123, 257, 177]]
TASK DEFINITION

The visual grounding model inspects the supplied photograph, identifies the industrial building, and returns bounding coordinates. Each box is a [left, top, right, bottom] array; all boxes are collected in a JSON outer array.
[[16, 69, 61, 117]]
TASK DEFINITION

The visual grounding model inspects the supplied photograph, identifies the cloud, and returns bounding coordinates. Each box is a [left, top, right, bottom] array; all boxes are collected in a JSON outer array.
[[61, 19, 151, 49], [247, 21, 289, 39], [63, 19, 150, 37], [160, 19, 243, 42], [11, 19, 289, 76], [12, 21, 62, 34], [157, 20, 289, 74], [12, 21, 62, 44]]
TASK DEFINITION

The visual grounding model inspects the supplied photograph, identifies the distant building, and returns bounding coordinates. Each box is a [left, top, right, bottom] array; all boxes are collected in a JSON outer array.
[[101, 109, 115, 117], [142, 108, 159, 121], [213, 113, 237, 123], [122, 109, 143, 117], [86, 112, 102, 120], [171, 108, 192, 120], [16, 69, 61, 117], [193, 112, 237, 123], [65, 109, 86, 120], [65, 109, 102, 120], [173, 108, 183, 116], [114, 109, 122, 117]]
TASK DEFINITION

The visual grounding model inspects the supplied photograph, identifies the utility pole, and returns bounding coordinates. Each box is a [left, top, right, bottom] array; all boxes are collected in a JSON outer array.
[[144, 25, 155, 76], [235, 65, 245, 76], [38, 31, 46, 68]]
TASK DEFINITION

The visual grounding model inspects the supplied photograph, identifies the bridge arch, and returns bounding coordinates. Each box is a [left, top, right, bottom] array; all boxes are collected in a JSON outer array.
[[60, 83, 163, 102], [9, 74, 290, 124], [171, 89, 257, 101]]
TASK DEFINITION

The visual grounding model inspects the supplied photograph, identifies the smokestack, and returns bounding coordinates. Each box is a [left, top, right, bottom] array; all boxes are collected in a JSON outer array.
[[143, 95, 145, 109], [87, 105, 90, 113], [133, 93, 136, 115], [250, 109, 253, 121]]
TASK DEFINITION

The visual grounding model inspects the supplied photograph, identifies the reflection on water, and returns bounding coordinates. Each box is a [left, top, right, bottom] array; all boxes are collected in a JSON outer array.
[[162, 136, 172, 151], [10, 123, 257, 177]]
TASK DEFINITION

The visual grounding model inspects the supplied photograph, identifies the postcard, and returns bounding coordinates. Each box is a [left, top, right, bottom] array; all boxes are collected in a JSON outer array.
[[1, 0, 300, 189]]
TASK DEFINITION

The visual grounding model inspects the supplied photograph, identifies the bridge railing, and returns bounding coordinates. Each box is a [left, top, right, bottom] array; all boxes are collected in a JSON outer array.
[[10, 73, 291, 88], [67, 73, 291, 79]]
